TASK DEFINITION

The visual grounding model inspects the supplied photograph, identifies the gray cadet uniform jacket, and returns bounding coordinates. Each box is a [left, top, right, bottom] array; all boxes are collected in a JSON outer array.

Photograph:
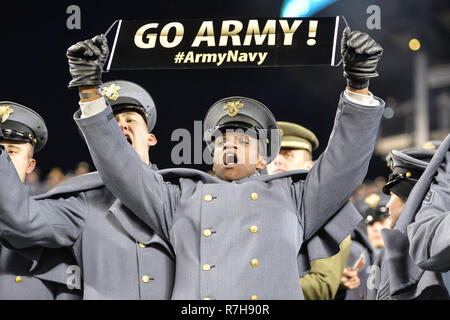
[[297, 201, 360, 278], [366, 232, 447, 300], [407, 134, 450, 272], [0, 149, 175, 300], [0, 245, 81, 300], [0, 148, 81, 300], [335, 225, 375, 300], [75, 93, 385, 300], [364, 225, 448, 300], [365, 136, 450, 300]]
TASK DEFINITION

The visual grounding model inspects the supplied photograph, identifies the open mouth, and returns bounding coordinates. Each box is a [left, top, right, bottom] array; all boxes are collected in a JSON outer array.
[[124, 134, 133, 145], [223, 152, 238, 167]]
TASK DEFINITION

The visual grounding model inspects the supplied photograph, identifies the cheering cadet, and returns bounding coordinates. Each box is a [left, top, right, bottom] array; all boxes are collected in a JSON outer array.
[[407, 135, 450, 272], [0, 82, 175, 299], [0, 102, 80, 300], [335, 192, 390, 300], [69, 27, 385, 300], [268, 121, 352, 300], [365, 145, 449, 300]]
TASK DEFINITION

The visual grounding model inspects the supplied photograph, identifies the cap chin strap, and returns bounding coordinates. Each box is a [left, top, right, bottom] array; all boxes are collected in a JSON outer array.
[[0, 128, 35, 145]]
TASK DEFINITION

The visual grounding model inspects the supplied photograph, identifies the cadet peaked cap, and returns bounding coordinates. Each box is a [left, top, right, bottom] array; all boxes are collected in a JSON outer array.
[[383, 143, 439, 200], [355, 192, 390, 224], [100, 80, 157, 132], [203, 97, 281, 163], [278, 121, 319, 153], [0, 101, 48, 153]]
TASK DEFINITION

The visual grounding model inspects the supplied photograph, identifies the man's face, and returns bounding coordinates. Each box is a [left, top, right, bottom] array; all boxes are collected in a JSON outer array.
[[267, 148, 313, 175], [367, 217, 391, 249], [386, 192, 406, 228], [114, 111, 157, 164], [0, 140, 36, 183], [213, 131, 266, 182]]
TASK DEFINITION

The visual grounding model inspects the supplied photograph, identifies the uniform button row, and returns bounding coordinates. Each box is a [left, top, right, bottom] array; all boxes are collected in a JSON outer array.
[[204, 227, 256, 237], [203, 260, 258, 271], [204, 193, 259, 202]]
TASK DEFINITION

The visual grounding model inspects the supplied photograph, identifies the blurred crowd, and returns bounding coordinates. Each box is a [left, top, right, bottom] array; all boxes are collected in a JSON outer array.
[[350, 177, 387, 203], [25, 162, 91, 196]]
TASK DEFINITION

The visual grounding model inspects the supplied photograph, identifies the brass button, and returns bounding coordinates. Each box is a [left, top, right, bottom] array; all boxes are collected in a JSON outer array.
[[251, 295, 259, 301], [250, 226, 258, 233], [15, 276, 22, 284], [204, 297, 212, 300], [204, 195, 213, 202], [203, 229, 212, 237], [203, 264, 211, 272], [251, 259, 259, 267], [251, 193, 259, 201], [142, 276, 150, 283], [138, 243, 146, 248]]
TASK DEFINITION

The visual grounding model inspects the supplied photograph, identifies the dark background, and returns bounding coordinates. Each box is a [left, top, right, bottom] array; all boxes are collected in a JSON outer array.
[[1, 0, 449, 180]]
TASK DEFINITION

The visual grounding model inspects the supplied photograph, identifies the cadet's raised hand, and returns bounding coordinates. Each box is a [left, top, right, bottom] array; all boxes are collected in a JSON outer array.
[[341, 27, 383, 90], [67, 34, 109, 89]]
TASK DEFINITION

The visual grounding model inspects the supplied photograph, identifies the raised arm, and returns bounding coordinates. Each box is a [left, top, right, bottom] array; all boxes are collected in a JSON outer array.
[[74, 103, 178, 241], [407, 140, 450, 272], [0, 146, 86, 249], [67, 35, 179, 241], [299, 28, 385, 240]]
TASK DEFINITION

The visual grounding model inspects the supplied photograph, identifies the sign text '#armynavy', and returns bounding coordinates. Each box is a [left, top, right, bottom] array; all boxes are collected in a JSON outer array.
[[107, 17, 342, 70]]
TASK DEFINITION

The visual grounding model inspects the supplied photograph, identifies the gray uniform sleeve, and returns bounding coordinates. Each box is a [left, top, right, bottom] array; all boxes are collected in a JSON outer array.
[[407, 149, 450, 272], [54, 285, 82, 300], [74, 106, 180, 242], [0, 147, 87, 249], [294, 93, 385, 241]]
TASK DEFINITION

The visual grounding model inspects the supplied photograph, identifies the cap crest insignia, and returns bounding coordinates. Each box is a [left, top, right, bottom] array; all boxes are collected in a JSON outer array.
[[0, 105, 14, 123], [365, 193, 381, 209], [423, 142, 436, 150], [101, 84, 121, 101], [224, 100, 244, 118]]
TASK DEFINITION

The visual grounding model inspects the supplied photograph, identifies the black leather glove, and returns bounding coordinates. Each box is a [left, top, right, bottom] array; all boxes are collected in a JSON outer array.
[[67, 34, 109, 89], [341, 27, 383, 90]]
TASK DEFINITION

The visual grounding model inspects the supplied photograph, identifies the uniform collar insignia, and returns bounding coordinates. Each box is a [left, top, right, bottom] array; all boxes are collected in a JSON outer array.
[[224, 100, 244, 118], [0, 105, 14, 123], [101, 84, 121, 101]]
